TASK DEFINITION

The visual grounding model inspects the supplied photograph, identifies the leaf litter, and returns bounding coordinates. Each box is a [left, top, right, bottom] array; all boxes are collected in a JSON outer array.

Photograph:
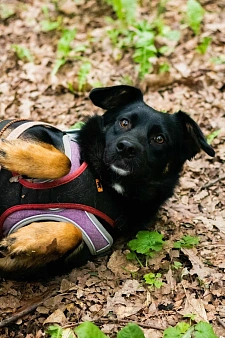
[[0, 0, 225, 337]]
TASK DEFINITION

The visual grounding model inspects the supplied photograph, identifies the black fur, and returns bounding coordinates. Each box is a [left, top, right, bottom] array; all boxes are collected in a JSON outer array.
[[78, 85, 214, 230], [0, 85, 215, 278]]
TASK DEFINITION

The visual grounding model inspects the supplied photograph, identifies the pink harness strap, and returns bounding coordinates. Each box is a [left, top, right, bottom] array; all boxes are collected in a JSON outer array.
[[6, 121, 59, 140]]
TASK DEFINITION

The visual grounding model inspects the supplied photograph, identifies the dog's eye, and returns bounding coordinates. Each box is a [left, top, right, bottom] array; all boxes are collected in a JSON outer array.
[[119, 119, 131, 129], [153, 135, 165, 144]]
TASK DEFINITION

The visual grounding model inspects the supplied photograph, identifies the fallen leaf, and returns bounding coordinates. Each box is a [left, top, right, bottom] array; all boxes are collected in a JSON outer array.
[[43, 309, 67, 325], [179, 296, 208, 322]]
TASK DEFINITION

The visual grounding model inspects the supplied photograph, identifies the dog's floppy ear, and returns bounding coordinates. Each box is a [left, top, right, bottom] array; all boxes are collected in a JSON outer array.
[[176, 111, 215, 160], [89, 85, 143, 110]]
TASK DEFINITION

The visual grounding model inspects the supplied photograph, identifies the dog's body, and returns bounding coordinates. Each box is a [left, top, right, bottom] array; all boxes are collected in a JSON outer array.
[[0, 85, 214, 279]]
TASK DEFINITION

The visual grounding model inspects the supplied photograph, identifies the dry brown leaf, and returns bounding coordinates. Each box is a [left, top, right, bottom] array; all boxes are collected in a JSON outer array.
[[181, 248, 214, 281], [43, 309, 67, 325], [107, 250, 138, 277], [179, 296, 208, 322], [103, 279, 145, 319]]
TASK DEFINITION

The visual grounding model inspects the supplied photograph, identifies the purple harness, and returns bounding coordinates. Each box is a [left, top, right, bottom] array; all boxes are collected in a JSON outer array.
[[0, 133, 115, 256]]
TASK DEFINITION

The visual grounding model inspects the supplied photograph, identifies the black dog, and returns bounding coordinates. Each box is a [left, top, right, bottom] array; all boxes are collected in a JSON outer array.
[[0, 85, 215, 278]]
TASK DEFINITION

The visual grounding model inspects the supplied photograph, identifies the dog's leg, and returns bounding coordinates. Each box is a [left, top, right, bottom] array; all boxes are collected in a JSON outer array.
[[0, 222, 82, 272], [0, 139, 71, 179]]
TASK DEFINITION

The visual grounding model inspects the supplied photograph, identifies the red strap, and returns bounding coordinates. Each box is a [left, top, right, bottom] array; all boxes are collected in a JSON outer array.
[[0, 203, 115, 237]]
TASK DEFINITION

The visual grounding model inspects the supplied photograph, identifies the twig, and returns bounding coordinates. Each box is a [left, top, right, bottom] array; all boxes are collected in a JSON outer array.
[[63, 318, 165, 330], [201, 174, 225, 189], [217, 317, 225, 329], [0, 288, 58, 328]]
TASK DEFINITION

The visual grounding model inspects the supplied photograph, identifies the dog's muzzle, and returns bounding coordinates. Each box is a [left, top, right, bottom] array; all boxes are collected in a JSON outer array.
[[116, 139, 136, 158]]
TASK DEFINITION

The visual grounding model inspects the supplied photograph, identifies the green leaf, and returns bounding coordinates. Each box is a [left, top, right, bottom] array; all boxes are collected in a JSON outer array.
[[211, 55, 225, 64], [78, 62, 91, 91], [41, 19, 60, 32], [159, 62, 170, 73], [126, 252, 137, 260], [194, 322, 218, 338], [57, 29, 77, 58], [46, 324, 63, 338], [128, 231, 164, 255], [163, 322, 190, 338], [69, 121, 85, 129], [0, 4, 15, 19], [11, 44, 33, 62], [117, 323, 145, 338], [172, 261, 183, 270], [52, 58, 66, 76], [196, 37, 212, 54], [144, 272, 164, 288], [186, 0, 205, 35], [174, 235, 199, 249], [75, 322, 109, 338], [207, 130, 220, 145]]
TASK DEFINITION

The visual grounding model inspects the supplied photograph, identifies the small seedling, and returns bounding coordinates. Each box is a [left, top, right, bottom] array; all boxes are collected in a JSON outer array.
[[105, 0, 137, 26], [211, 55, 225, 64], [196, 36, 212, 54], [47, 321, 145, 338], [163, 321, 218, 338], [183, 313, 197, 324], [52, 28, 76, 75], [128, 231, 164, 256], [117, 323, 145, 338], [186, 0, 205, 35], [159, 62, 170, 73], [207, 129, 220, 145], [11, 44, 33, 62], [172, 261, 183, 270], [144, 272, 164, 289], [127, 231, 164, 267], [0, 4, 15, 19], [174, 235, 199, 249], [77, 61, 92, 91], [40, 5, 61, 32]]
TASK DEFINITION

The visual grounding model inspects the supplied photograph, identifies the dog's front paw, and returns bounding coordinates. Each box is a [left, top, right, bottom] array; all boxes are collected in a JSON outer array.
[[0, 222, 83, 273], [0, 139, 71, 179]]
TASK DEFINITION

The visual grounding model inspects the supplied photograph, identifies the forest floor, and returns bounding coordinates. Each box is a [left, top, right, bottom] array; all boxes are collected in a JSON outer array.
[[0, 0, 225, 337]]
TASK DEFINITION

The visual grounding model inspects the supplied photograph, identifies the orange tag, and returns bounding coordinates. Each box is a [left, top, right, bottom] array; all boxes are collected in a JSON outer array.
[[95, 179, 103, 192]]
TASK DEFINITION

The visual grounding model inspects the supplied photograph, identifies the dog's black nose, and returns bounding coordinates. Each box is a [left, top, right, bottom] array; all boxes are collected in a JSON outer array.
[[116, 140, 136, 157]]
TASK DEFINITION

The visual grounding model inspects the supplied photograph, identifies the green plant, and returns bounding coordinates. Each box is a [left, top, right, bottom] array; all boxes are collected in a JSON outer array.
[[132, 21, 157, 78], [47, 320, 218, 338], [207, 130, 220, 145], [163, 321, 218, 338], [186, 0, 205, 35], [47, 321, 145, 338], [40, 5, 62, 31], [196, 37, 212, 54], [52, 28, 76, 75], [183, 313, 197, 323], [105, 0, 137, 26], [127, 231, 165, 267], [0, 4, 16, 19], [211, 55, 225, 64], [11, 44, 33, 62], [144, 272, 164, 289], [174, 235, 199, 249], [172, 261, 183, 270], [77, 61, 92, 91], [105, 1, 180, 79], [159, 62, 170, 73]]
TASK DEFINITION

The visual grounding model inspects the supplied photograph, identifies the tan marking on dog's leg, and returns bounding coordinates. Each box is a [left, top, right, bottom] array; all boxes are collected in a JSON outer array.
[[0, 222, 82, 272], [0, 139, 71, 179]]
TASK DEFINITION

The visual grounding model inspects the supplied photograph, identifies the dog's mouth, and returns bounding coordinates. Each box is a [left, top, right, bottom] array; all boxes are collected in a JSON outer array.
[[110, 163, 130, 176], [104, 156, 132, 176]]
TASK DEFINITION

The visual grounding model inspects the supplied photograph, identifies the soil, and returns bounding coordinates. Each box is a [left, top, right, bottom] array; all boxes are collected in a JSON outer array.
[[0, 0, 225, 337]]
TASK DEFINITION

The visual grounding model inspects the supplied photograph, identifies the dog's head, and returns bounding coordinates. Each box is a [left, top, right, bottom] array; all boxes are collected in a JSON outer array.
[[89, 85, 214, 182]]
